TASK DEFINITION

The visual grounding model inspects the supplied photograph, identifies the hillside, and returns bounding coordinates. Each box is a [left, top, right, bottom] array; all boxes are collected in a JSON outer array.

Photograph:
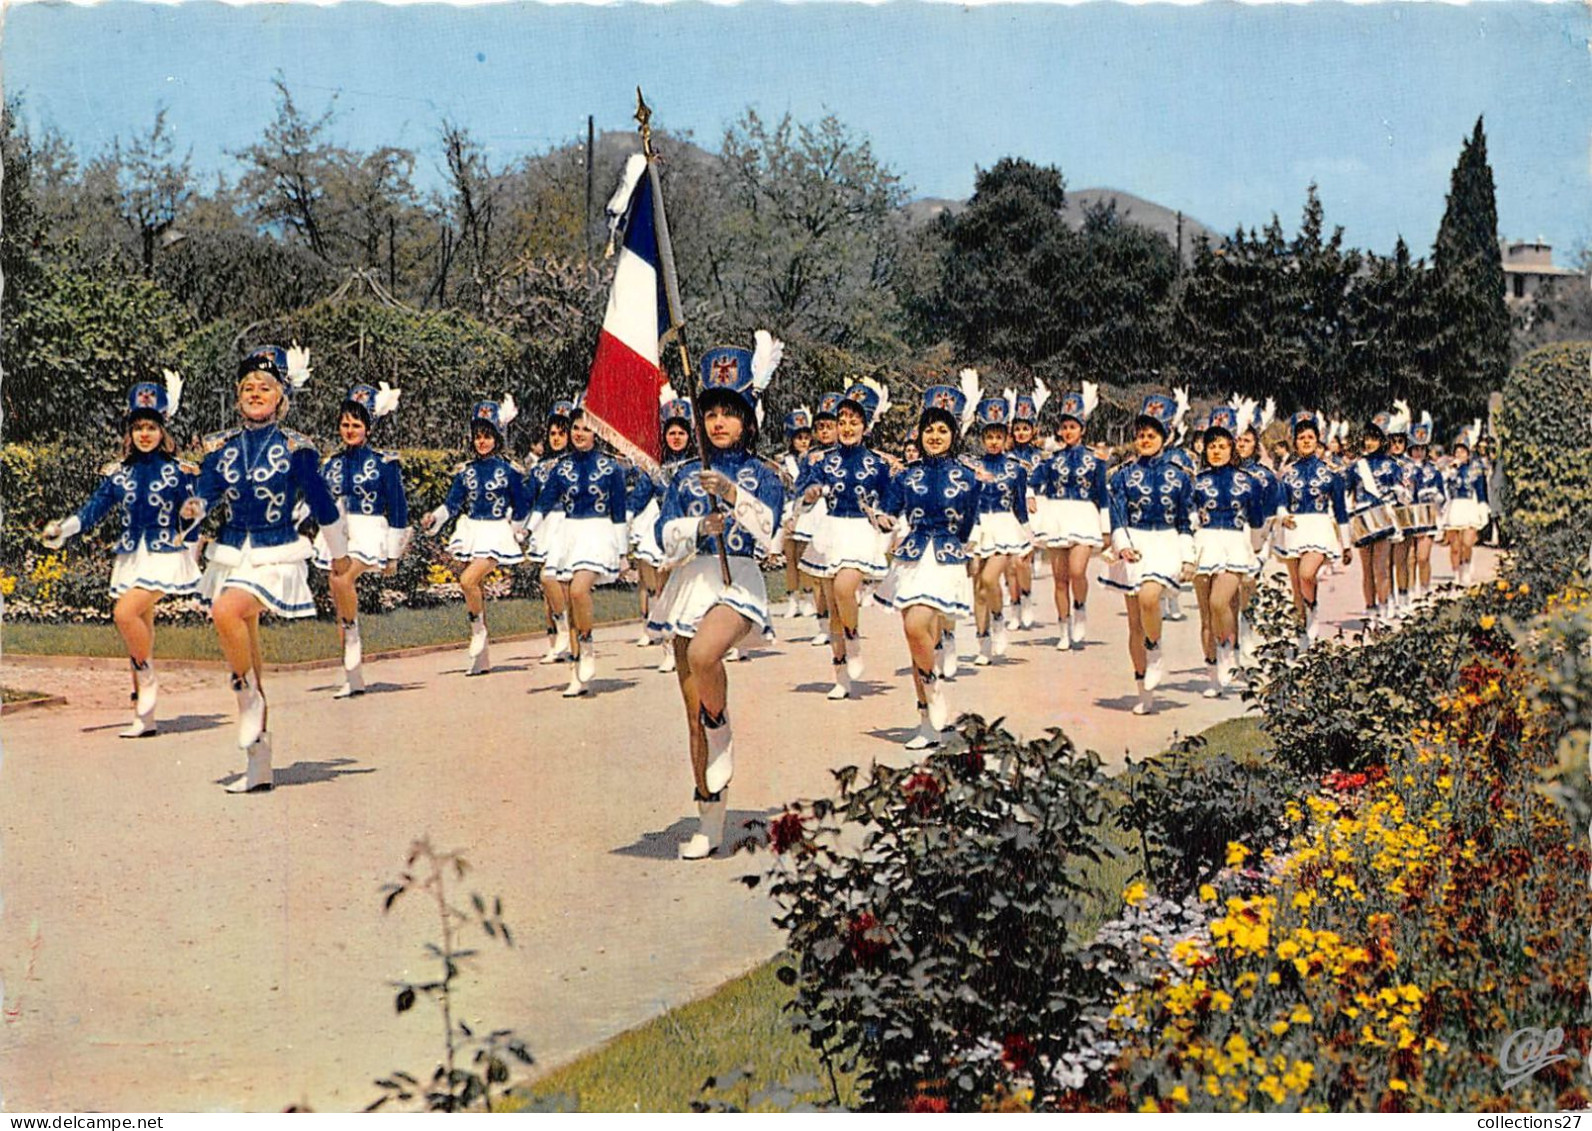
[[904, 188, 1219, 260]]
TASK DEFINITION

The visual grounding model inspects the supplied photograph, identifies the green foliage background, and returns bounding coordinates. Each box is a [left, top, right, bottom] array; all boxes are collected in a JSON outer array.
[[1496, 340, 1592, 537]]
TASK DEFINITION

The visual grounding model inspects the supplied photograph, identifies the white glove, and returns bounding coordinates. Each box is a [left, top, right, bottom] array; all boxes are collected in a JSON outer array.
[[42, 516, 81, 550], [422, 505, 450, 537], [387, 526, 413, 561]]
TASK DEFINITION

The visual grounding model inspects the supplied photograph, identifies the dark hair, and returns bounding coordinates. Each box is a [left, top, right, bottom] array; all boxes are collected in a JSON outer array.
[[663, 418, 696, 456], [470, 420, 501, 455], [697, 389, 758, 452], [339, 403, 372, 431], [916, 408, 962, 457], [122, 414, 177, 459]]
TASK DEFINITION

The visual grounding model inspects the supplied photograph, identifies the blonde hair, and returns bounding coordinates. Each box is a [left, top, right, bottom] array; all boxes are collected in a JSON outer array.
[[122, 416, 177, 459]]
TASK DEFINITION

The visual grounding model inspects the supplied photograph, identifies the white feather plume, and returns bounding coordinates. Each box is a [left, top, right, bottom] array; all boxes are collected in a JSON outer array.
[[1390, 398, 1411, 434], [604, 153, 649, 248], [498, 393, 518, 430], [285, 343, 312, 391], [658, 381, 679, 408], [959, 368, 981, 433], [1032, 377, 1051, 416], [162, 368, 184, 421], [875, 381, 891, 421], [1172, 386, 1191, 439], [1259, 397, 1276, 434], [374, 381, 402, 419], [752, 329, 784, 392], [1080, 380, 1099, 422], [1418, 410, 1433, 432]]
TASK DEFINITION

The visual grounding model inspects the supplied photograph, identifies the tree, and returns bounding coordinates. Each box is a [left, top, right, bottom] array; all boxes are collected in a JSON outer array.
[[1287, 184, 1362, 407], [109, 108, 194, 277], [928, 157, 1079, 365], [2, 99, 47, 398], [1055, 200, 1178, 383], [1344, 238, 1438, 420], [1427, 116, 1511, 420], [708, 110, 909, 349], [234, 79, 341, 261]]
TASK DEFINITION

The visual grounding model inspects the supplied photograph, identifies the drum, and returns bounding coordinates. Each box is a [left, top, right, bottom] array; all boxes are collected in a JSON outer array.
[[1393, 505, 1417, 531], [1411, 502, 1441, 531], [1350, 503, 1398, 546]]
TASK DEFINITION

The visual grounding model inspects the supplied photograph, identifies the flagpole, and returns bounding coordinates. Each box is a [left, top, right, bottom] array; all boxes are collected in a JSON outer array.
[[637, 89, 731, 585]]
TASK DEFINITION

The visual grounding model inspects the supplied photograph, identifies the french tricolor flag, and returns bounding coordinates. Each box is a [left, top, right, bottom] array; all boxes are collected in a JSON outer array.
[[584, 154, 671, 474]]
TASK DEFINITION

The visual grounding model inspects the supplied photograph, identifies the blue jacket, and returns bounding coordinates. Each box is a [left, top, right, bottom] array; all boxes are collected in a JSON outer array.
[[1238, 459, 1283, 523], [1445, 460, 1490, 504], [74, 451, 199, 554], [443, 455, 534, 523], [1107, 451, 1195, 536], [882, 455, 979, 564], [1278, 455, 1349, 522], [196, 425, 341, 550], [970, 452, 1030, 523], [1193, 464, 1272, 532], [655, 449, 786, 561], [1409, 459, 1447, 506], [534, 448, 629, 524], [1350, 452, 1404, 509], [803, 443, 894, 520], [1007, 441, 1043, 473], [322, 446, 409, 528], [1031, 444, 1110, 511]]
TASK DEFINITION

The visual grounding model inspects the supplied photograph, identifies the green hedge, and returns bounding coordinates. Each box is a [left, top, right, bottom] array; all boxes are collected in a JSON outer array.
[[1496, 340, 1592, 537]]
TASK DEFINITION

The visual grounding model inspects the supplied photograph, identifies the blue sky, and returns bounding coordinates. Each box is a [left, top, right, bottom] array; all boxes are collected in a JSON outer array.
[[6, 1, 1589, 257]]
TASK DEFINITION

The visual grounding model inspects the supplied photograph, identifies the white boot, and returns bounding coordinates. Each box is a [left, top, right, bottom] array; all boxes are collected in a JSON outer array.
[[1217, 642, 1237, 689], [225, 732, 273, 793], [341, 620, 362, 673], [939, 631, 959, 680], [923, 671, 949, 731], [725, 647, 742, 662], [843, 632, 864, 680], [702, 706, 734, 794], [634, 628, 654, 647], [781, 595, 800, 619], [577, 635, 596, 684], [974, 631, 993, 667], [903, 708, 941, 750], [1071, 602, 1088, 645], [540, 627, 567, 664], [1144, 641, 1164, 691], [133, 659, 159, 718], [1057, 616, 1074, 651], [334, 663, 366, 699], [120, 691, 157, 739], [1203, 661, 1223, 699], [992, 617, 1010, 658], [680, 792, 728, 860], [1019, 591, 1035, 629], [1237, 613, 1258, 667], [562, 671, 588, 698], [657, 642, 677, 673], [1305, 602, 1320, 643], [1131, 680, 1155, 716], [233, 672, 266, 750], [810, 627, 832, 647], [827, 658, 853, 700], [467, 617, 490, 676]]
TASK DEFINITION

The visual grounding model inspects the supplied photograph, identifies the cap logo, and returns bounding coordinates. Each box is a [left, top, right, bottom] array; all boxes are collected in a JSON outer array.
[[933, 391, 956, 409], [136, 388, 158, 407], [477, 405, 494, 419], [709, 355, 740, 386]]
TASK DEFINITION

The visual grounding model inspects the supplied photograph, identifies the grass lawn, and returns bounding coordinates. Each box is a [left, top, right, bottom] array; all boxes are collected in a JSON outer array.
[[5, 572, 793, 664], [1, 686, 52, 703], [523, 715, 1265, 1112]]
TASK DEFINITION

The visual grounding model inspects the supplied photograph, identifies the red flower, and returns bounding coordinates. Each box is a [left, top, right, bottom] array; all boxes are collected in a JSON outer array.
[[955, 747, 986, 778], [1001, 1033, 1036, 1074], [905, 1095, 949, 1113], [847, 911, 890, 968], [902, 771, 943, 817], [769, 810, 809, 855]]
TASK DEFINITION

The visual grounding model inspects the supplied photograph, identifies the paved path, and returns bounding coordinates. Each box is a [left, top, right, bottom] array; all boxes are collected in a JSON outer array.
[[0, 550, 1496, 1111]]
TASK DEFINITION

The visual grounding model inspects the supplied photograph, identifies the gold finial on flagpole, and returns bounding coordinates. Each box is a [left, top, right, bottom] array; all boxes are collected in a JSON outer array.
[[634, 87, 654, 159]]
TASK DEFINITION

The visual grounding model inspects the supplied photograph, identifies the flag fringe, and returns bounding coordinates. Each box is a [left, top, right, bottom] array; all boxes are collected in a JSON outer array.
[[586, 410, 664, 481]]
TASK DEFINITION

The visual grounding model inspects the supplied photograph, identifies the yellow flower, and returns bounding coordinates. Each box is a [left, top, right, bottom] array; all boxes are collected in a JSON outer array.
[[1388, 1079, 1408, 1092], [1270, 1020, 1290, 1036], [1138, 1098, 1160, 1113], [1170, 1086, 1189, 1105], [1290, 1005, 1315, 1024], [1199, 883, 1218, 903], [1123, 881, 1148, 907], [1259, 1076, 1288, 1104], [1479, 614, 1496, 630], [1277, 940, 1301, 961], [1226, 842, 1250, 867]]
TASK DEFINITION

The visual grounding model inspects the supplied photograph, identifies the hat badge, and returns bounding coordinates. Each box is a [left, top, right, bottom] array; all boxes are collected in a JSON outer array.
[[136, 388, 158, 408], [710, 355, 740, 386]]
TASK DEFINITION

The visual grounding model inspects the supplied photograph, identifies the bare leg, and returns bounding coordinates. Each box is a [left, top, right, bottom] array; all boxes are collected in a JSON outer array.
[[113, 588, 160, 665], [1137, 581, 1164, 652], [1125, 594, 1147, 675], [1298, 551, 1326, 606], [568, 571, 597, 654], [830, 568, 862, 665], [1194, 574, 1217, 662], [1068, 544, 1092, 607], [458, 558, 495, 617], [1209, 572, 1239, 645], [328, 559, 368, 624], [902, 605, 939, 695], [542, 567, 567, 622]]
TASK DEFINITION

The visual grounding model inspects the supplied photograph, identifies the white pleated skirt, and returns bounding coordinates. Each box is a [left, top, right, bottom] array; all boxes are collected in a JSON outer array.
[[449, 516, 526, 565], [1194, 527, 1261, 576], [646, 554, 771, 641], [1275, 513, 1340, 560], [1044, 499, 1106, 549], [803, 514, 888, 579], [109, 545, 201, 597], [1444, 498, 1489, 532], [887, 552, 973, 618], [630, 498, 665, 567], [1103, 528, 1187, 594], [970, 512, 1031, 558], [199, 537, 318, 618], [314, 513, 391, 569], [544, 515, 625, 583], [793, 495, 827, 543], [1028, 496, 1061, 545]]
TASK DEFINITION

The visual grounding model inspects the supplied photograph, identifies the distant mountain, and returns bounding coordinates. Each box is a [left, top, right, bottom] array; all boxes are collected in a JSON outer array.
[[902, 188, 1220, 261]]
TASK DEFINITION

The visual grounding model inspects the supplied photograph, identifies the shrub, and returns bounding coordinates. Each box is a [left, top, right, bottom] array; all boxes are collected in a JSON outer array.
[[747, 716, 1128, 1112], [1496, 340, 1592, 539], [1118, 735, 1296, 900]]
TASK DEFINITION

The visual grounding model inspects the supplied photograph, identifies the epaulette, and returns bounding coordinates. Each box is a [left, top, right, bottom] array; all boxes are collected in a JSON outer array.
[[507, 459, 526, 474], [100, 460, 125, 477], [203, 428, 241, 454], [278, 427, 314, 453], [453, 461, 470, 474], [759, 457, 787, 480], [177, 460, 200, 476], [379, 450, 402, 464], [806, 450, 825, 465]]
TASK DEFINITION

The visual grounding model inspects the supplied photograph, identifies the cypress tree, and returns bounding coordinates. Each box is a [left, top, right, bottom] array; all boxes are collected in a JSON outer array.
[[1428, 116, 1511, 420]]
